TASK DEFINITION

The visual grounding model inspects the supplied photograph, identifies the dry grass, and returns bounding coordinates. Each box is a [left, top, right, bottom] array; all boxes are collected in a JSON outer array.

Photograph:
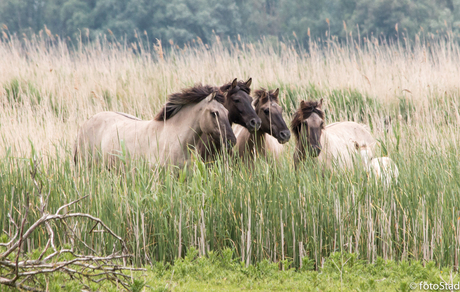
[[2, 33, 460, 269], [0, 34, 459, 157]]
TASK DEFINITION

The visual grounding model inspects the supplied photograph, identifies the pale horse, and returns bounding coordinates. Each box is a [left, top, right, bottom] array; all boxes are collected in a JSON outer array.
[[74, 86, 236, 167], [353, 141, 399, 187], [291, 99, 377, 169]]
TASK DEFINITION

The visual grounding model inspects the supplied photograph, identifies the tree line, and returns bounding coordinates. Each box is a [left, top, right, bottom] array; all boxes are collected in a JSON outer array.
[[1, 0, 459, 46]]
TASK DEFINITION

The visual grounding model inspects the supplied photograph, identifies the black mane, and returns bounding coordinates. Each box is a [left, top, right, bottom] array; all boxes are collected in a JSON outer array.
[[154, 84, 224, 121]]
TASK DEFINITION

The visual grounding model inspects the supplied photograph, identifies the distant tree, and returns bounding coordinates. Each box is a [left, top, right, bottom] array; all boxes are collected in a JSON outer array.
[[0, 0, 459, 46], [59, 0, 93, 38]]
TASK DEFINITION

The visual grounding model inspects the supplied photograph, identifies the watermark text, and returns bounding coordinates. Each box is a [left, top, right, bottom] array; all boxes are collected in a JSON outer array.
[[410, 282, 460, 291]]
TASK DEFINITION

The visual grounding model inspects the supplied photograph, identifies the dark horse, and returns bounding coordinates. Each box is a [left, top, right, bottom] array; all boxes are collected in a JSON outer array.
[[196, 78, 261, 161], [234, 88, 291, 158]]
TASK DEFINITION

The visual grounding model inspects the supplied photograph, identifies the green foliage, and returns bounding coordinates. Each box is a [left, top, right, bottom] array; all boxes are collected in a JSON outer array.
[[397, 96, 416, 122], [301, 257, 316, 271], [0, 234, 8, 243], [103, 89, 113, 109], [4, 78, 21, 104], [138, 253, 456, 291], [3, 79, 45, 109], [130, 279, 146, 292], [27, 82, 42, 107], [1, 125, 459, 269], [1, 0, 460, 46], [277, 83, 382, 127], [1, 83, 460, 290], [326, 88, 382, 126]]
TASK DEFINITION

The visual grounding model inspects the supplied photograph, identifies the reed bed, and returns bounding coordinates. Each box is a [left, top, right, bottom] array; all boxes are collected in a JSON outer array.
[[0, 32, 460, 269]]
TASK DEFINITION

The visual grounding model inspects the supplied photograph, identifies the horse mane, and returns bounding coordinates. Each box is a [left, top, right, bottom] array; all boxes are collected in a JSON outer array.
[[220, 80, 251, 94], [291, 100, 325, 140], [154, 84, 224, 121], [252, 88, 279, 110]]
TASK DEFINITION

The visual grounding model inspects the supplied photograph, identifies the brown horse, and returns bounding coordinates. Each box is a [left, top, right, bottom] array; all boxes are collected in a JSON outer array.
[[197, 78, 261, 161], [74, 84, 236, 167], [291, 99, 376, 169], [234, 88, 290, 158]]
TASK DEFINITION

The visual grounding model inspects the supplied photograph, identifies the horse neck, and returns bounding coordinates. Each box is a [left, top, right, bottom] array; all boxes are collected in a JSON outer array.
[[294, 128, 327, 162], [155, 103, 204, 147], [294, 134, 308, 161], [249, 130, 267, 155], [196, 133, 220, 162]]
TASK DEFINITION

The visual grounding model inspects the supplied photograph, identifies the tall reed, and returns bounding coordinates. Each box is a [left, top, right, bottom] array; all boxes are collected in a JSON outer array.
[[0, 31, 459, 268]]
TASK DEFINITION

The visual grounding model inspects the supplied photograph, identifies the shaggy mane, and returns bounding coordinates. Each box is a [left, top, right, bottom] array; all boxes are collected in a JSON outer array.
[[154, 84, 224, 121], [252, 88, 279, 110], [220, 80, 251, 95], [291, 100, 325, 140]]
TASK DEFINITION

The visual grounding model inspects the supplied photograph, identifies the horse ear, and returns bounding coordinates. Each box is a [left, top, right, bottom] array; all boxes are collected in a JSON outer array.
[[252, 91, 263, 107], [205, 93, 214, 102], [259, 91, 267, 99], [231, 78, 238, 89], [300, 100, 307, 109], [245, 77, 252, 88], [318, 98, 323, 109], [272, 88, 279, 101]]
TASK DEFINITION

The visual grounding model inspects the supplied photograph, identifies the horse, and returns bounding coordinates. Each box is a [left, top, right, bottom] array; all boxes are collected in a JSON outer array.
[[234, 88, 291, 159], [196, 78, 262, 161], [354, 141, 399, 187], [74, 85, 236, 167], [291, 99, 376, 169]]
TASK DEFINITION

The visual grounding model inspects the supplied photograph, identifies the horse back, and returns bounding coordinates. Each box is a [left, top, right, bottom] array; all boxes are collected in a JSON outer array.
[[321, 121, 376, 169], [75, 111, 148, 164]]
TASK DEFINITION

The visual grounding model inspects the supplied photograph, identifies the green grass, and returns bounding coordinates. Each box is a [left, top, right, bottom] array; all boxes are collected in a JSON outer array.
[[1, 248, 454, 291], [1, 92, 460, 290], [1, 33, 460, 291], [1, 112, 460, 271], [140, 250, 454, 292], [276, 83, 385, 132]]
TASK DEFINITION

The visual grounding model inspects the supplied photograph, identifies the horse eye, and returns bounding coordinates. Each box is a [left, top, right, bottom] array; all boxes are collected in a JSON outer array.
[[211, 111, 218, 117], [233, 98, 240, 103], [264, 109, 270, 115]]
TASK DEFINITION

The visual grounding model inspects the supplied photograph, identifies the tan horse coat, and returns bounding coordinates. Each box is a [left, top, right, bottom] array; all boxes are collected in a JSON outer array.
[[354, 141, 399, 187], [318, 122, 376, 169], [233, 125, 285, 158], [75, 93, 232, 167]]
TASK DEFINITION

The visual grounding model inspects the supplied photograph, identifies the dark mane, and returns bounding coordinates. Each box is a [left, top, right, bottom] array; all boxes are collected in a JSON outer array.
[[253, 88, 279, 110], [154, 84, 224, 121], [291, 100, 325, 140], [220, 80, 251, 94]]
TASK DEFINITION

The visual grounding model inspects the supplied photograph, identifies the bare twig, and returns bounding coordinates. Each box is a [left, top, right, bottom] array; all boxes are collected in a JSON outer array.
[[0, 159, 145, 291]]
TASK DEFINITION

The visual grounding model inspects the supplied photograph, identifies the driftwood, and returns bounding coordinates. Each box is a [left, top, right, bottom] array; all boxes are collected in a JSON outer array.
[[0, 159, 145, 291]]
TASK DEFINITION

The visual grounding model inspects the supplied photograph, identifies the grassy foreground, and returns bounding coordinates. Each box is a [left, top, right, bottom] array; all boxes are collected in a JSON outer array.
[[140, 250, 459, 292], [1, 31, 460, 290], [0, 248, 455, 291]]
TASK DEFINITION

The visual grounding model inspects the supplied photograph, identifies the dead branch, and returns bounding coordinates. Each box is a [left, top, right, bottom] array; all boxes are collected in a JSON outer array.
[[0, 159, 145, 291]]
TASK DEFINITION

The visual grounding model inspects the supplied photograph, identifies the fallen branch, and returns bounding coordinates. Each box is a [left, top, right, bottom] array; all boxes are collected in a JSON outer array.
[[0, 159, 145, 291]]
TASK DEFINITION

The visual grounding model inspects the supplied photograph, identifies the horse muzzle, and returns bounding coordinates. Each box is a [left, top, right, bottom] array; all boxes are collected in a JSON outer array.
[[246, 118, 262, 132], [277, 130, 291, 144]]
